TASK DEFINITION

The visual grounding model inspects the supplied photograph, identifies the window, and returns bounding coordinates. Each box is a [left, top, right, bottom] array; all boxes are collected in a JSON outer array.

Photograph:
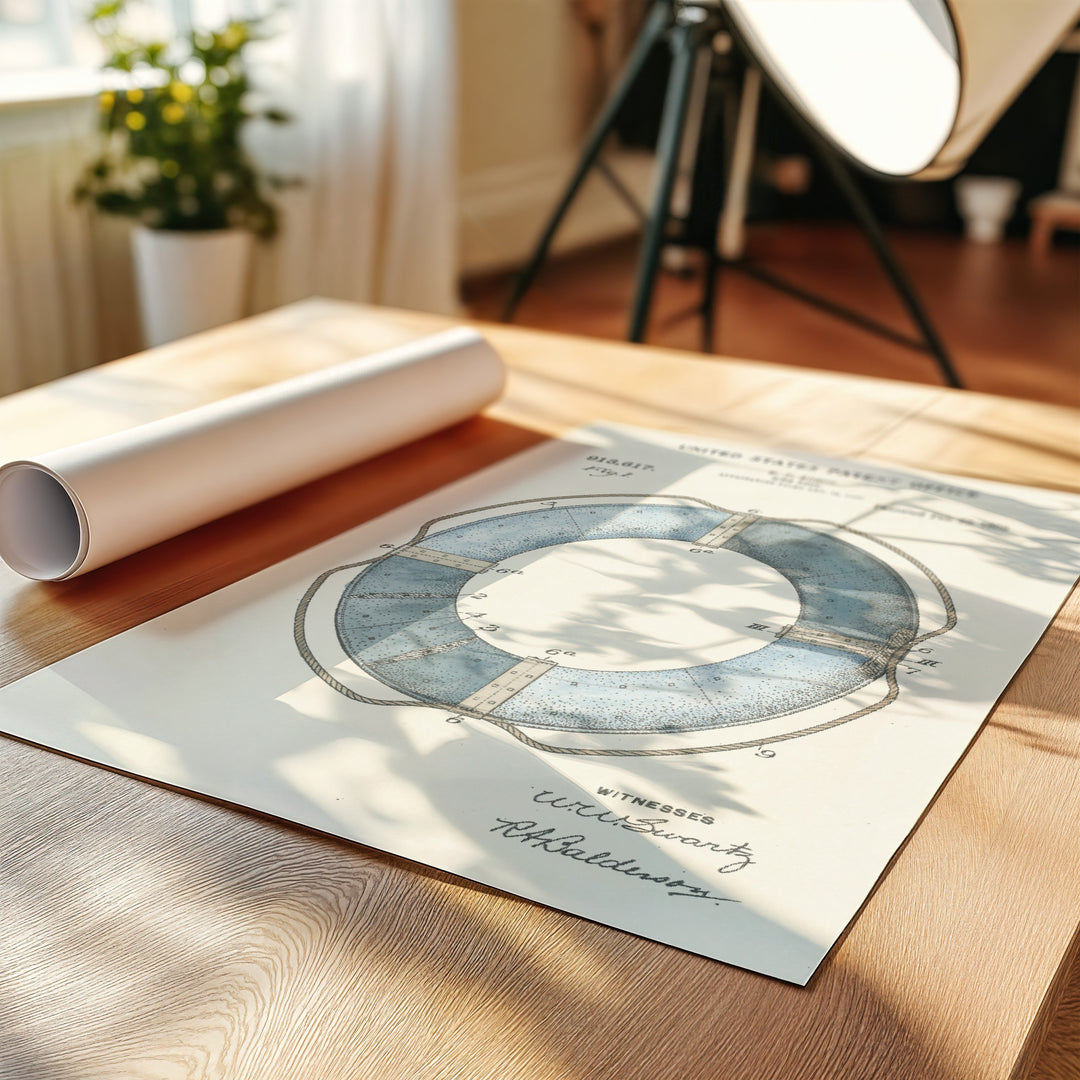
[[0, 1, 257, 103], [0, 0, 83, 72]]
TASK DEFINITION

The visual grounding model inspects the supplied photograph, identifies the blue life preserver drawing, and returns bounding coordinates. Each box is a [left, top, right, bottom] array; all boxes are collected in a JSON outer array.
[[295, 495, 954, 756]]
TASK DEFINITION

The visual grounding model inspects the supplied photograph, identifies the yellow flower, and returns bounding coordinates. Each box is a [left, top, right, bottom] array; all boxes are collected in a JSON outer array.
[[170, 82, 194, 103], [125, 112, 146, 131], [126, 88, 144, 104], [99, 91, 115, 111], [161, 160, 180, 178], [162, 102, 185, 124], [220, 24, 246, 50]]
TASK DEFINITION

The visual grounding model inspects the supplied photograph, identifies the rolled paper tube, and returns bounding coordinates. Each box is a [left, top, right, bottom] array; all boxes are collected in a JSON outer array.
[[0, 327, 505, 581]]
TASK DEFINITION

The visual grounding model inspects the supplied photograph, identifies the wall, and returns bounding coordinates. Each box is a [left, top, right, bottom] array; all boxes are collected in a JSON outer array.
[[456, 0, 652, 277]]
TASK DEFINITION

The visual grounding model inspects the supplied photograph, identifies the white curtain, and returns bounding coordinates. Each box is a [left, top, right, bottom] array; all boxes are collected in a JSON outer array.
[[251, 0, 461, 317], [0, 99, 117, 398]]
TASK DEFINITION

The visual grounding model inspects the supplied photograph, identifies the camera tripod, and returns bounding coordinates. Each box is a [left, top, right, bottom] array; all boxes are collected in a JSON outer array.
[[502, 0, 963, 389]]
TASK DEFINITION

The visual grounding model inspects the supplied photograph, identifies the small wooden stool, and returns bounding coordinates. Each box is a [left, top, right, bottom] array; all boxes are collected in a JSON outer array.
[[1028, 190, 1080, 254]]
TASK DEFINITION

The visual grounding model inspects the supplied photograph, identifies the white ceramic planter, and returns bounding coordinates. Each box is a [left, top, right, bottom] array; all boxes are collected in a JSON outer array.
[[953, 176, 1022, 244], [131, 225, 254, 347]]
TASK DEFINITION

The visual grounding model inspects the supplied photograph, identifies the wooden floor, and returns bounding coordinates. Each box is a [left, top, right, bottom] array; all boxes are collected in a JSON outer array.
[[466, 222, 1080, 408]]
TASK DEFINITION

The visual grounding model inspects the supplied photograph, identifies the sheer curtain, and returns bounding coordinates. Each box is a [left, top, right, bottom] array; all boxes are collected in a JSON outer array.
[[0, 102, 91, 397], [252, 0, 460, 317]]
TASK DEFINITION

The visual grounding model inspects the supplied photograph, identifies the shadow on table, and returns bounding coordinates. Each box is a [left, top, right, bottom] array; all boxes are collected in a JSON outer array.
[[0, 733, 978, 1080]]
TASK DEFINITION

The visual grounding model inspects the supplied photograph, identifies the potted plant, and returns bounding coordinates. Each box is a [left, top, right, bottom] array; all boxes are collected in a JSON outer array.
[[75, 0, 289, 347]]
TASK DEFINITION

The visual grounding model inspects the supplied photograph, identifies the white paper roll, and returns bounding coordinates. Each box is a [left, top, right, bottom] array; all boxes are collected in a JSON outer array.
[[0, 327, 505, 581]]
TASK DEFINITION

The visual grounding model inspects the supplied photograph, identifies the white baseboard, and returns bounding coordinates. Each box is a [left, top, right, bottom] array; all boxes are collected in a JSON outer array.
[[458, 148, 655, 277]]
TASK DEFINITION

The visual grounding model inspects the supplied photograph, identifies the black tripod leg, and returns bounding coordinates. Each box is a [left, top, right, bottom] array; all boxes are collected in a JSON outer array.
[[628, 17, 706, 343], [502, 0, 671, 321], [814, 142, 964, 389], [701, 248, 719, 351], [700, 63, 744, 353]]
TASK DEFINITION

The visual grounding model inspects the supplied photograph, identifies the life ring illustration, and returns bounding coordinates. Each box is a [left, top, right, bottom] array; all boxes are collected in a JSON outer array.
[[295, 494, 955, 756]]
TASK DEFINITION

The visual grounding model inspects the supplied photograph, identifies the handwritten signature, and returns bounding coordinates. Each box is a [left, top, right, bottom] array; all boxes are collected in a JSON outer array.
[[533, 791, 754, 873], [489, 818, 738, 905]]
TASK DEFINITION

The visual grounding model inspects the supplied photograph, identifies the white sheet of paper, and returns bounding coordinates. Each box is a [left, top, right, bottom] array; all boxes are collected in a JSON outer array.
[[2, 424, 1078, 985]]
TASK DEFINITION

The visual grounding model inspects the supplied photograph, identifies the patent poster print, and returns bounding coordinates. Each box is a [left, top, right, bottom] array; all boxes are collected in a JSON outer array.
[[296, 493, 951, 757], [2, 425, 1078, 984]]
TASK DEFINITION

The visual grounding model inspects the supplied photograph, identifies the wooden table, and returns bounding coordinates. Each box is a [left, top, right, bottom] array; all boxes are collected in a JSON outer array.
[[1, 298, 1078, 1080]]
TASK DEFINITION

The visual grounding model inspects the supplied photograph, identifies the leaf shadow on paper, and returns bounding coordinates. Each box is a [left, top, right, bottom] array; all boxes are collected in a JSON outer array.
[[0, 420, 1076, 1078]]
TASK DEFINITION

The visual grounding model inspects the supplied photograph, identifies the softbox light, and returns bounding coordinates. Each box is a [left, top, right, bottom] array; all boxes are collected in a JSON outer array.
[[724, 0, 1080, 179]]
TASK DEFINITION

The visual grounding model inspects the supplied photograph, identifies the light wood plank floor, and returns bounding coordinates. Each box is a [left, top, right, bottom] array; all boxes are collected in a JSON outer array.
[[466, 222, 1079, 408]]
